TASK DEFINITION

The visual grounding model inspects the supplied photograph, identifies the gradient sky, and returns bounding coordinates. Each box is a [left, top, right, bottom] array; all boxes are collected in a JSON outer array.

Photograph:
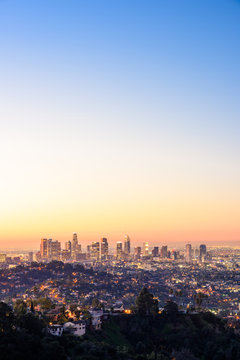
[[0, 0, 240, 249]]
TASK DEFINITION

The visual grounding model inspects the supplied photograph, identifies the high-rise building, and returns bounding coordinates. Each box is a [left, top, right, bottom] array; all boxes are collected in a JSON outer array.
[[91, 242, 100, 261], [77, 244, 82, 254], [40, 238, 48, 259], [40, 238, 52, 260], [124, 235, 131, 255], [152, 247, 159, 257], [0, 254, 7, 263], [65, 241, 72, 254], [185, 244, 192, 262], [194, 248, 200, 259], [72, 233, 78, 260], [28, 252, 33, 263], [51, 240, 61, 261], [62, 249, 71, 262], [200, 244, 207, 261], [134, 247, 141, 260], [116, 241, 123, 260], [100, 238, 108, 260], [143, 242, 149, 256], [161, 245, 168, 258], [87, 245, 91, 259], [46, 239, 53, 259], [171, 250, 178, 260], [71, 233, 82, 260], [35, 251, 41, 262]]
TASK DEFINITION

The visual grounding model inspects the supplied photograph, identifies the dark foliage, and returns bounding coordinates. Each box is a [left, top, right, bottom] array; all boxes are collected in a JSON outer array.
[[0, 298, 240, 359]]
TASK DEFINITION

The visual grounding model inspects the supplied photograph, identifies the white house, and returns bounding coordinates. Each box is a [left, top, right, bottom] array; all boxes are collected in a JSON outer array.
[[89, 308, 103, 330], [63, 320, 86, 336], [47, 325, 63, 336]]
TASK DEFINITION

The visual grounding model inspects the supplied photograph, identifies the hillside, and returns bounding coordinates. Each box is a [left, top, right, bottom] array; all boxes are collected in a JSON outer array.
[[1, 300, 240, 360]]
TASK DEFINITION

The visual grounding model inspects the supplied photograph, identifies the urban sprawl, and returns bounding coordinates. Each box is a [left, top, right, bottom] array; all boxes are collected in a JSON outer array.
[[0, 233, 240, 337]]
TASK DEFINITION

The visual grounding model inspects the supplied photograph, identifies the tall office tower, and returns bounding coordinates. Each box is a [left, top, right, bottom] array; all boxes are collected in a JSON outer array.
[[185, 244, 192, 262], [134, 246, 141, 260], [0, 254, 7, 263], [124, 235, 131, 255], [100, 238, 108, 260], [47, 239, 53, 259], [152, 247, 159, 257], [160, 245, 168, 258], [200, 244, 207, 261], [194, 248, 200, 259], [35, 251, 41, 262], [51, 240, 61, 260], [143, 242, 149, 256], [91, 242, 100, 261], [65, 241, 72, 254], [116, 241, 123, 260], [28, 252, 33, 263], [77, 244, 82, 254], [40, 238, 48, 259], [62, 249, 71, 262], [72, 232, 78, 260], [87, 245, 91, 259]]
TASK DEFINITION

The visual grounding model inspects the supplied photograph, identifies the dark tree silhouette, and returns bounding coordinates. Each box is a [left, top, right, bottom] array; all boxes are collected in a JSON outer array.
[[164, 300, 179, 315], [135, 287, 159, 316], [0, 302, 15, 333]]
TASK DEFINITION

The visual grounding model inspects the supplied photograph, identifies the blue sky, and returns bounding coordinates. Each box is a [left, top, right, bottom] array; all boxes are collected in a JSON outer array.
[[0, 0, 240, 247]]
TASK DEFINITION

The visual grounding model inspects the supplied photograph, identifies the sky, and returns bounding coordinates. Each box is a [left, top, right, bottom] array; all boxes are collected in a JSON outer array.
[[0, 0, 240, 249]]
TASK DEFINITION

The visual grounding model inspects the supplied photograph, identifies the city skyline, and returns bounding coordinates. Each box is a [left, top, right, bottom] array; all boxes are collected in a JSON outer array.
[[0, 231, 239, 252], [1, 0, 240, 248]]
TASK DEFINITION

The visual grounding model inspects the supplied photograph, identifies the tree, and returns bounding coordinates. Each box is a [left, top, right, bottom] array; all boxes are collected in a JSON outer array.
[[17, 312, 44, 335], [37, 297, 53, 310], [0, 301, 15, 333], [169, 288, 174, 296], [163, 300, 178, 316], [135, 287, 159, 316], [14, 299, 27, 316], [69, 303, 78, 312], [172, 349, 198, 360], [194, 292, 208, 311], [30, 300, 35, 313], [92, 298, 102, 309]]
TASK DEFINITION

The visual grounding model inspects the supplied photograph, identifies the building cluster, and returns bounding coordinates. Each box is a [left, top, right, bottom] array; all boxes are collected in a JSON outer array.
[[37, 233, 208, 264], [38, 234, 131, 262], [39, 233, 82, 262], [0, 234, 208, 267]]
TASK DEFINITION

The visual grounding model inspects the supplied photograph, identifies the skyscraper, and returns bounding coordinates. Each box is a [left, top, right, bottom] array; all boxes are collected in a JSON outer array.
[[185, 244, 192, 262], [194, 248, 200, 259], [134, 246, 141, 260], [62, 249, 71, 261], [40, 238, 48, 259], [152, 247, 159, 257], [116, 241, 123, 260], [40, 238, 52, 260], [87, 245, 91, 259], [200, 244, 207, 261], [51, 240, 61, 261], [91, 242, 100, 261], [0, 254, 7, 263], [124, 235, 131, 257], [28, 252, 33, 262], [46, 239, 52, 259], [100, 238, 108, 260], [143, 242, 149, 256], [65, 240, 72, 254], [161, 245, 168, 258], [72, 233, 79, 260]]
